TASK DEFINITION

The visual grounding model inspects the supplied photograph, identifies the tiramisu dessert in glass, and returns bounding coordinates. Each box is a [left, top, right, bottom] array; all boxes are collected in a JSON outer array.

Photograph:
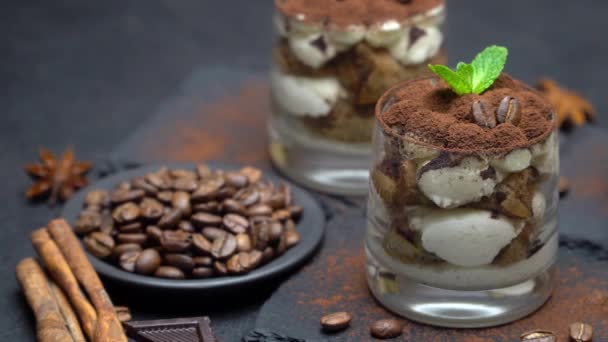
[[366, 46, 559, 327], [269, 0, 446, 194]]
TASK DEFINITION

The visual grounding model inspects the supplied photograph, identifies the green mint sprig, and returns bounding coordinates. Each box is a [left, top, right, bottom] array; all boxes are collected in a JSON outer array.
[[428, 45, 508, 95]]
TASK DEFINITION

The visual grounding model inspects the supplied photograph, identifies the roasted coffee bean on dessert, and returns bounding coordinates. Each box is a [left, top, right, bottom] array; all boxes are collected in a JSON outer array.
[[320, 312, 352, 332], [76, 165, 303, 279]]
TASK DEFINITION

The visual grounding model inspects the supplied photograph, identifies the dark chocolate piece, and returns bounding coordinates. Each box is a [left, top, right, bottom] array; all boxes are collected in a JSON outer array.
[[124, 316, 215, 342]]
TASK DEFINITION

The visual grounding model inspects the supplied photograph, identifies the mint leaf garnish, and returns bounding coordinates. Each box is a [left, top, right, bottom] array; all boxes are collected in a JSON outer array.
[[428, 45, 508, 95], [427, 64, 471, 95], [471, 46, 508, 94]]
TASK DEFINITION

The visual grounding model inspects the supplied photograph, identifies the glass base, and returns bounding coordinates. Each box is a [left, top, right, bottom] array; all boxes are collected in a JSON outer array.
[[366, 248, 556, 328], [268, 119, 371, 196]]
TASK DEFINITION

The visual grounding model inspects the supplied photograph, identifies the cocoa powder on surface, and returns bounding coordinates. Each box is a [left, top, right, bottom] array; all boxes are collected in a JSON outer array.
[[275, 0, 444, 28], [378, 74, 555, 153]]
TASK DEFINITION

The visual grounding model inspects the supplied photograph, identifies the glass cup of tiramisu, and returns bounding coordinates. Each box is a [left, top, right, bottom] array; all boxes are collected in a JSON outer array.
[[365, 46, 559, 327], [269, 0, 446, 195]]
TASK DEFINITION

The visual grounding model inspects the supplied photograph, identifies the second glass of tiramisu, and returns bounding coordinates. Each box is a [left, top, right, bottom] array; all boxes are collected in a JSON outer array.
[[269, 0, 446, 194]]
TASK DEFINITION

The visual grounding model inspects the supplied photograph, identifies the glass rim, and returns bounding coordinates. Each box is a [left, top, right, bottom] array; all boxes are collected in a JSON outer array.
[[374, 76, 557, 156]]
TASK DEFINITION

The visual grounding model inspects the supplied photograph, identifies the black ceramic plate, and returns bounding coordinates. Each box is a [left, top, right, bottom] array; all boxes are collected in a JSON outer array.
[[61, 162, 325, 291]]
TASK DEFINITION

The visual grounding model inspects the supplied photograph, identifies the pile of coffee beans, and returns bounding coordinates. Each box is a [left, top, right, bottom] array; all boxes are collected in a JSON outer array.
[[74, 165, 303, 279]]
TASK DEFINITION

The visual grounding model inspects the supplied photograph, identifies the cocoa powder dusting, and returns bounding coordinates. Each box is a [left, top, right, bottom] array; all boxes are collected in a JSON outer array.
[[144, 81, 270, 165], [275, 0, 444, 28], [379, 74, 555, 153], [294, 248, 608, 341]]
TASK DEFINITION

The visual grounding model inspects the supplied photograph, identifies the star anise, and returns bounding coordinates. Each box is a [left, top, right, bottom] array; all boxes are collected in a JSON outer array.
[[536, 78, 596, 130], [25, 148, 92, 205]]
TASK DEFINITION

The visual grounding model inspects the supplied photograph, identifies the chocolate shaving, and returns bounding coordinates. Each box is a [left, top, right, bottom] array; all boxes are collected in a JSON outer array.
[[480, 167, 497, 180], [310, 35, 327, 53], [408, 26, 426, 48]]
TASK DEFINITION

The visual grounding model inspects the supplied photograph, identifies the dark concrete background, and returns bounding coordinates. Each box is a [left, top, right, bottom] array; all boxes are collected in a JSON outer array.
[[2, 1, 607, 341]]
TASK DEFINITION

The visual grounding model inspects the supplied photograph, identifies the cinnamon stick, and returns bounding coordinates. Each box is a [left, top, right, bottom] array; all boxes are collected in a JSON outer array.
[[50, 282, 87, 342], [48, 219, 127, 342], [16, 258, 74, 342], [31, 228, 97, 340]]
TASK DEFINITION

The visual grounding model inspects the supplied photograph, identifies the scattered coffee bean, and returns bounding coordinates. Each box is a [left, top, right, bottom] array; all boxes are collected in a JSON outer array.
[[262, 246, 275, 263], [240, 166, 262, 184], [172, 191, 191, 215], [85, 189, 110, 207], [119, 251, 140, 272], [115, 306, 132, 323], [132, 177, 158, 195], [223, 214, 249, 234], [272, 209, 291, 222], [135, 249, 161, 275], [117, 222, 142, 234], [201, 227, 227, 241], [160, 230, 192, 252], [472, 99, 496, 128], [225, 172, 249, 189], [248, 250, 263, 268], [497, 96, 522, 125], [192, 267, 214, 278], [248, 204, 273, 217], [236, 189, 260, 207], [213, 261, 228, 275], [156, 191, 173, 204], [268, 222, 283, 242], [158, 208, 182, 229], [236, 233, 252, 252], [320, 312, 352, 332], [192, 233, 213, 255], [170, 169, 197, 180], [111, 243, 142, 260], [111, 189, 144, 205], [284, 229, 301, 248], [370, 319, 403, 339], [154, 266, 185, 279], [193, 256, 214, 267], [193, 201, 220, 214], [191, 213, 223, 227], [251, 217, 271, 250], [172, 177, 198, 192], [569, 322, 593, 342], [520, 330, 556, 342], [75, 211, 102, 235], [192, 178, 224, 202], [75, 165, 303, 279], [99, 210, 114, 235], [196, 164, 212, 179], [164, 253, 195, 272], [211, 233, 237, 259], [146, 226, 163, 243], [112, 202, 140, 224], [145, 172, 171, 191], [140, 197, 164, 221], [287, 206, 303, 221], [227, 252, 252, 274], [83, 232, 115, 258], [117, 233, 147, 245]]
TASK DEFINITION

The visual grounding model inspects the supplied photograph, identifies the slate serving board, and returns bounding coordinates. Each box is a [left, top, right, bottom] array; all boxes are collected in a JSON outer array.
[[111, 67, 608, 341]]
